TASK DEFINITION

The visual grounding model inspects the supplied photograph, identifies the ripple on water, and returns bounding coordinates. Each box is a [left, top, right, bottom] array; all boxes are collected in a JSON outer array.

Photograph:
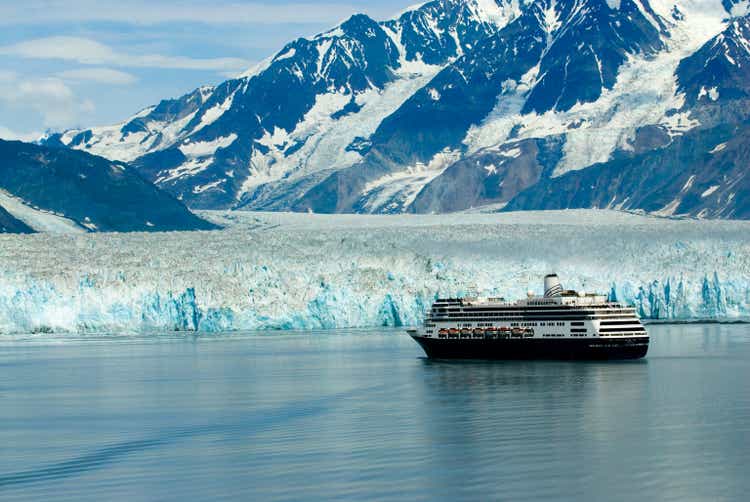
[[0, 324, 748, 501]]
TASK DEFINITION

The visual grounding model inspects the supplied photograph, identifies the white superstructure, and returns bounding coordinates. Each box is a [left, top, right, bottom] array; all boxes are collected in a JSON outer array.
[[418, 274, 647, 340]]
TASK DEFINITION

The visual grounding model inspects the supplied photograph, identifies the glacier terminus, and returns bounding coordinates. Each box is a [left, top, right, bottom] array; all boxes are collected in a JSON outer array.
[[1, 210, 748, 335]]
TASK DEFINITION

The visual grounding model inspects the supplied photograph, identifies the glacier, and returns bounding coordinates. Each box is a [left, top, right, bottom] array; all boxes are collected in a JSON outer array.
[[1, 210, 749, 335]]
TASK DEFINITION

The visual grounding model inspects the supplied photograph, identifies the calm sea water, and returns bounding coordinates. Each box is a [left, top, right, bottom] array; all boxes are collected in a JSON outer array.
[[1, 324, 749, 501]]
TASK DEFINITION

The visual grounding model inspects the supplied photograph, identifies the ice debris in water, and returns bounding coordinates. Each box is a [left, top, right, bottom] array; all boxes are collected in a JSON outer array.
[[1, 210, 749, 335]]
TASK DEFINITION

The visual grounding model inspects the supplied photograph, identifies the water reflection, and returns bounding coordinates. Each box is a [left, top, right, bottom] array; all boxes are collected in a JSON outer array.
[[410, 359, 653, 499], [0, 324, 748, 501]]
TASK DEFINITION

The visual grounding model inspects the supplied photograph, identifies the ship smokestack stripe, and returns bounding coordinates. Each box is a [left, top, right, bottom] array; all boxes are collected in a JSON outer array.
[[545, 284, 563, 297], [544, 274, 563, 298]]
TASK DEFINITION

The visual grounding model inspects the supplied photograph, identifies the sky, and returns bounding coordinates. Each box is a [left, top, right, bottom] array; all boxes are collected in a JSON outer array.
[[0, 0, 414, 141]]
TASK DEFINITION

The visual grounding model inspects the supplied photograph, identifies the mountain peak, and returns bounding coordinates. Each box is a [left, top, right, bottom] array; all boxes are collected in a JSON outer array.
[[38, 0, 750, 220], [677, 11, 750, 112]]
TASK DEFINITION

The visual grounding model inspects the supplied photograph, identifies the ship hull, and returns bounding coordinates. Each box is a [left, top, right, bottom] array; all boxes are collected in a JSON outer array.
[[410, 335, 649, 361]]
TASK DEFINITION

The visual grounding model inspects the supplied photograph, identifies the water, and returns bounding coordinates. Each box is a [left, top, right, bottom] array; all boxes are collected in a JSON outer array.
[[1, 324, 749, 501]]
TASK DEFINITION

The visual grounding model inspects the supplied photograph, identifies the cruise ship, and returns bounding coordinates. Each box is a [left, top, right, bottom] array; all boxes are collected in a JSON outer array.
[[407, 274, 649, 360]]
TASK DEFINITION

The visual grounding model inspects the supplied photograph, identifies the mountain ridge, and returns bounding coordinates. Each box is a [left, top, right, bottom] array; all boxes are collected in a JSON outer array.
[[41, 0, 750, 219], [0, 140, 217, 233]]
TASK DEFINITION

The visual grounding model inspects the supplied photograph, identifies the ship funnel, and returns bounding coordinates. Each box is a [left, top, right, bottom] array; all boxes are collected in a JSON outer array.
[[544, 274, 563, 298]]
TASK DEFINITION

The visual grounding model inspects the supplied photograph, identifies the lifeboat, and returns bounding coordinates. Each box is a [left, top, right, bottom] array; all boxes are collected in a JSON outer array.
[[460, 328, 472, 338], [499, 327, 511, 338], [511, 327, 524, 338], [484, 327, 498, 338], [448, 328, 460, 338], [473, 328, 484, 337], [438, 328, 449, 338]]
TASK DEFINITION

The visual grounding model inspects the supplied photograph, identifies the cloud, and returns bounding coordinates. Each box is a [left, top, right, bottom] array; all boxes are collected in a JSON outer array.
[[0, 70, 17, 82], [0, 73, 93, 129], [0, 1, 394, 26], [57, 68, 139, 85], [0, 36, 251, 72]]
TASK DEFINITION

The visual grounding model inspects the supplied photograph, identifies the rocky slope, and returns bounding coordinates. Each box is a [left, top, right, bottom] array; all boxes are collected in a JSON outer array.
[[507, 13, 750, 218], [0, 140, 217, 233], [0, 206, 34, 234], [43, 0, 750, 219]]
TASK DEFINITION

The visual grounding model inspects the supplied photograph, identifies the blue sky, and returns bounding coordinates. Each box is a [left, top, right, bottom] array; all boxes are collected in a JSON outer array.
[[0, 0, 413, 141]]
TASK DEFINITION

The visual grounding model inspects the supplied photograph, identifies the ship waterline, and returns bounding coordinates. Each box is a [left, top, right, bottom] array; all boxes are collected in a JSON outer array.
[[408, 274, 649, 360]]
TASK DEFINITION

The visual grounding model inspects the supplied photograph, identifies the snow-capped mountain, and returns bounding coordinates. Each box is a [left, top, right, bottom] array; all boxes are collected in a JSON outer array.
[[507, 10, 750, 218], [43, 0, 750, 218], [44, 0, 516, 208], [0, 140, 216, 233]]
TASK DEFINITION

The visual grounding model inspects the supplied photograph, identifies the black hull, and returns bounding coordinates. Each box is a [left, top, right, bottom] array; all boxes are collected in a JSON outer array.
[[411, 336, 649, 361]]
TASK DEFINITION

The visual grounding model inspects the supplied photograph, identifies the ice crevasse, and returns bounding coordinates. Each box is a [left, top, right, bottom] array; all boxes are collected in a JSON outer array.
[[0, 211, 749, 335]]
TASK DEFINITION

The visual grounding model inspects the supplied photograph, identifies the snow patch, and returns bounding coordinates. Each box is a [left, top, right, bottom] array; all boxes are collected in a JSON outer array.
[[710, 142, 727, 153], [502, 147, 522, 158], [274, 47, 296, 62], [653, 198, 682, 217], [540, 0, 563, 43], [360, 148, 461, 212], [238, 56, 274, 80], [470, 0, 523, 28], [0, 190, 85, 234], [192, 92, 236, 134], [156, 158, 214, 184], [179, 134, 237, 158], [193, 180, 225, 194], [698, 86, 720, 101], [702, 185, 720, 198], [731, 0, 750, 17], [464, 3, 726, 177], [61, 105, 203, 163], [316, 39, 334, 76], [682, 174, 696, 191], [239, 62, 442, 196]]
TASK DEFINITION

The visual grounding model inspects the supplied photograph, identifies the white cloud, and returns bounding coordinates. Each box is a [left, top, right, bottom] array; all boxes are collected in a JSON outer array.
[[0, 1, 395, 26], [0, 73, 93, 129], [0, 36, 251, 72], [57, 68, 139, 85], [0, 70, 18, 82]]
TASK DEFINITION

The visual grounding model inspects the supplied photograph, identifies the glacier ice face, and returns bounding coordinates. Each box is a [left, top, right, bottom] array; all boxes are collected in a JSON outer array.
[[1, 210, 749, 335]]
